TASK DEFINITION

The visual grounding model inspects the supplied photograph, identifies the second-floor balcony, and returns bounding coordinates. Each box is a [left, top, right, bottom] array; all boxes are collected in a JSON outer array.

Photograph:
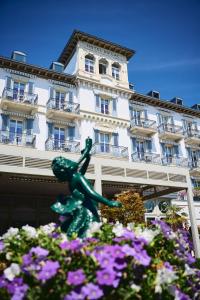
[[130, 118, 157, 135], [0, 130, 36, 147], [189, 160, 200, 175], [158, 123, 184, 141], [184, 129, 200, 146], [92, 143, 128, 159], [132, 151, 161, 164], [45, 138, 80, 153], [161, 156, 188, 167], [46, 99, 80, 120], [1, 88, 38, 114]]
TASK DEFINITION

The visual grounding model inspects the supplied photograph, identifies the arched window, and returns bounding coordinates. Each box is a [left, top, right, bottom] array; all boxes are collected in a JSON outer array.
[[99, 58, 108, 75], [112, 62, 120, 80], [85, 54, 95, 73]]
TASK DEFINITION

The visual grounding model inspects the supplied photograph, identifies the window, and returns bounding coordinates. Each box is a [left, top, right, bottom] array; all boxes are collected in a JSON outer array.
[[99, 59, 108, 75], [101, 99, 109, 114], [54, 127, 65, 150], [100, 132, 110, 153], [85, 54, 95, 73], [144, 200, 155, 213], [13, 81, 25, 101], [158, 200, 169, 213], [55, 91, 65, 109], [112, 63, 120, 80], [9, 119, 23, 144]]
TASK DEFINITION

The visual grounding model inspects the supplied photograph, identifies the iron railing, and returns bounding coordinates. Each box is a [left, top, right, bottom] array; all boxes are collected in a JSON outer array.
[[47, 99, 80, 114], [0, 130, 36, 147], [2, 88, 38, 105], [45, 138, 80, 153], [188, 160, 200, 169], [92, 143, 128, 158], [131, 151, 161, 164], [158, 123, 183, 135], [130, 118, 157, 129], [184, 129, 200, 139], [161, 156, 188, 167]]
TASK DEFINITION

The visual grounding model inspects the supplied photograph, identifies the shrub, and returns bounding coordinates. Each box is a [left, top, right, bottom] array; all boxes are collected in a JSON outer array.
[[0, 221, 199, 300]]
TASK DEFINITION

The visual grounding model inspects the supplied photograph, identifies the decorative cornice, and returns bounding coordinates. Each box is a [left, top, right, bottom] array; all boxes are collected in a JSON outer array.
[[2, 110, 35, 119], [47, 118, 75, 126], [80, 110, 129, 127]]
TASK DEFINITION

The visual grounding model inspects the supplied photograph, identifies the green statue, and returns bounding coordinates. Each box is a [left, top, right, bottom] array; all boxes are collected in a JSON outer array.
[[51, 137, 121, 238]]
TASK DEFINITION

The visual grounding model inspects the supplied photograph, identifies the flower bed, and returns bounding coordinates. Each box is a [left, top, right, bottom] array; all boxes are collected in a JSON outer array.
[[0, 220, 200, 300]]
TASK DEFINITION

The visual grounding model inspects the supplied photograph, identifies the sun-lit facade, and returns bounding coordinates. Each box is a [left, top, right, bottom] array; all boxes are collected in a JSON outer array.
[[0, 30, 200, 235]]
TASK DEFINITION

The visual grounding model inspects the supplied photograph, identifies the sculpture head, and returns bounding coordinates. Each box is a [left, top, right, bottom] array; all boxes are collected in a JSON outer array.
[[52, 156, 78, 182]]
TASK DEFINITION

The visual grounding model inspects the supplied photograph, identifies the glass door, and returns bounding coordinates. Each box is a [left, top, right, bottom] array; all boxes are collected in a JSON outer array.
[[9, 120, 23, 144], [191, 150, 198, 167], [13, 81, 25, 101], [100, 133, 110, 153], [134, 110, 141, 125], [136, 140, 145, 159], [55, 91, 65, 110], [165, 145, 173, 163], [54, 127, 65, 150]]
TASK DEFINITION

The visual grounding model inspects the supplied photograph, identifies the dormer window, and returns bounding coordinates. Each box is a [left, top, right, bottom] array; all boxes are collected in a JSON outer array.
[[112, 62, 120, 80], [99, 59, 108, 75], [85, 54, 95, 73]]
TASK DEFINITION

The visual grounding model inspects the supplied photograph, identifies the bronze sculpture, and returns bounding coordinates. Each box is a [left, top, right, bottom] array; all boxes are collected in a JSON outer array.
[[51, 137, 121, 238]]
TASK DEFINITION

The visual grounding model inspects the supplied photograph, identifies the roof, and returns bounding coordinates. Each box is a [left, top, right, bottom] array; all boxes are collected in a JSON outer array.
[[0, 56, 75, 85], [131, 92, 200, 118], [58, 30, 135, 67]]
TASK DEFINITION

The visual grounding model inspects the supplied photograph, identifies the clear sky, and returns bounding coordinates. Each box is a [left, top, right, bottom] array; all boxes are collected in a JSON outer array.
[[0, 0, 199, 107]]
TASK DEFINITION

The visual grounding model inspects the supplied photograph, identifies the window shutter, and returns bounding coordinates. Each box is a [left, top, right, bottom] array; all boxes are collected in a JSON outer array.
[[193, 122, 198, 130], [144, 110, 148, 120], [50, 87, 54, 99], [95, 95, 100, 113], [94, 129, 99, 143], [6, 77, 12, 90], [131, 137, 137, 152], [147, 140, 152, 152], [68, 91, 73, 103], [2, 114, 9, 131], [112, 132, 119, 146], [129, 105, 134, 119], [161, 143, 166, 155], [68, 126, 75, 141], [26, 119, 33, 135], [28, 82, 34, 94], [112, 99, 117, 117], [156, 113, 162, 125], [174, 145, 179, 157], [47, 122, 53, 138], [182, 119, 187, 132]]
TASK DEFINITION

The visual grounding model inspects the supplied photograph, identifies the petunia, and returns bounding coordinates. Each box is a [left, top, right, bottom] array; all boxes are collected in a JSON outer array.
[[81, 283, 103, 300], [96, 268, 117, 286], [37, 260, 60, 282], [67, 269, 86, 285]]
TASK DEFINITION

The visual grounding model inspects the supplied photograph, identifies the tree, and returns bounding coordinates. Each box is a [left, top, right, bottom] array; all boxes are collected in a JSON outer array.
[[164, 205, 188, 231], [101, 189, 145, 226]]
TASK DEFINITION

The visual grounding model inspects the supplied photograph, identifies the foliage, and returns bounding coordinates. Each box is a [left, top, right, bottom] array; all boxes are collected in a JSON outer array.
[[164, 205, 188, 231], [101, 189, 145, 226], [0, 220, 199, 300]]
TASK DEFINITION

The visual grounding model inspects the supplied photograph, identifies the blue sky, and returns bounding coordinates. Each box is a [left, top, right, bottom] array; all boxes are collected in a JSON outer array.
[[0, 0, 199, 107]]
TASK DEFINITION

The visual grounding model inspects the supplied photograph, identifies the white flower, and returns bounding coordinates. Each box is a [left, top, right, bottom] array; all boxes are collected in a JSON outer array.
[[4, 263, 20, 281], [135, 228, 160, 244], [130, 283, 141, 292], [39, 223, 56, 235], [102, 217, 107, 224], [60, 233, 68, 243], [184, 264, 195, 276], [86, 222, 102, 237], [127, 222, 135, 231], [6, 252, 12, 260], [22, 225, 37, 239], [155, 266, 178, 294], [2, 227, 19, 240], [112, 221, 124, 237]]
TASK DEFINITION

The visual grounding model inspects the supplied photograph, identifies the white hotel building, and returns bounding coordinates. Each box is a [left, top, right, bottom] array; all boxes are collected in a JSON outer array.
[[0, 30, 200, 241]]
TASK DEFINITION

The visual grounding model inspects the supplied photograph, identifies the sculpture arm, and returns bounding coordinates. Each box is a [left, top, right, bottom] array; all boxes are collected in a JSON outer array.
[[79, 154, 91, 175], [78, 174, 121, 207]]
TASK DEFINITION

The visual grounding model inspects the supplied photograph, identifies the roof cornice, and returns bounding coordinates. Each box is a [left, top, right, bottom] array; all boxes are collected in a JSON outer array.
[[131, 92, 200, 117], [0, 56, 75, 85], [58, 30, 135, 67]]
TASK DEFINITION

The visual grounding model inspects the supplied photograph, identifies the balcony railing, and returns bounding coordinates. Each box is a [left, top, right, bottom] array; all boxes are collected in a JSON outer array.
[[161, 156, 188, 167], [132, 151, 161, 164], [188, 160, 200, 169], [0, 130, 36, 147], [92, 143, 128, 158], [185, 129, 200, 139], [158, 123, 183, 135], [45, 138, 80, 153], [2, 88, 38, 105], [47, 99, 80, 114], [130, 118, 157, 129]]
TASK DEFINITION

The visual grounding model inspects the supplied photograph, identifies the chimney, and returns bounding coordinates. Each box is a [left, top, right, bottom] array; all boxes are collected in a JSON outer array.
[[11, 51, 26, 63], [50, 62, 64, 73], [147, 90, 160, 99], [170, 97, 183, 106]]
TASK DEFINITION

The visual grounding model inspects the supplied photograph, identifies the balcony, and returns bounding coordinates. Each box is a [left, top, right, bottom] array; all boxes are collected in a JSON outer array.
[[0, 131, 36, 147], [189, 160, 200, 175], [158, 124, 184, 141], [132, 151, 161, 164], [130, 118, 157, 135], [46, 99, 80, 120], [161, 156, 188, 167], [184, 129, 200, 146], [1, 88, 38, 114], [45, 138, 80, 153], [92, 143, 128, 159]]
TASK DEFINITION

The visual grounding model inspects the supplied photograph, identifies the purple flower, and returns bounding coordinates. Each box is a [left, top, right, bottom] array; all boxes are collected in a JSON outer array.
[[67, 269, 86, 285], [96, 268, 116, 286], [64, 291, 85, 300], [96, 253, 115, 269], [122, 244, 151, 266], [0, 275, 7, 288], [37, 260, 60, 282], [105, 245, 125, 259], [22, 254, 32, 266], [0, 241, 4, 252], [81, 283, 103, 300], [30, 246, 49, 257], [11, 284, 28, 300], [114, 258, 127, 270], [60, 240, 82, 252]]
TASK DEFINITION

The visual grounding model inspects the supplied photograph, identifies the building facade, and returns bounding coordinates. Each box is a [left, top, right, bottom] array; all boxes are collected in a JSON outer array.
[[0, 30, 200, 236]]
